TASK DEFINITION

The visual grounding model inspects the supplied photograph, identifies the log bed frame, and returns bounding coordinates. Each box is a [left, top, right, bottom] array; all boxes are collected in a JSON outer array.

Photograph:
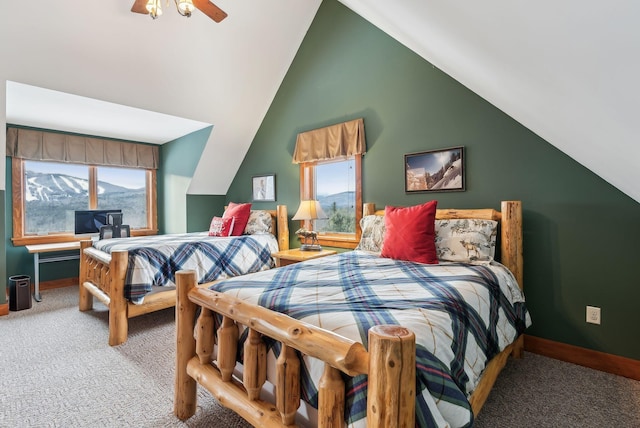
[[174, 200, 524, 427], [78, 206, 290, 346]]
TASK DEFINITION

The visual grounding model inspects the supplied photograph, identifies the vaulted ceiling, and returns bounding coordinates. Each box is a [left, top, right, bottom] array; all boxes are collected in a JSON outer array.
[[2, 1, 639, 203]]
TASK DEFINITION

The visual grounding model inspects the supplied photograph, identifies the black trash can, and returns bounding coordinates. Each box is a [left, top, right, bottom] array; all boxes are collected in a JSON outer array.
[[9, 275, 32, 311]]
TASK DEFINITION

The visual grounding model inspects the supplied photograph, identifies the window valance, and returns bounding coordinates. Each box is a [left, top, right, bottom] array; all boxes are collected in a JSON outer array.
[[6, 127, 159, 169], [292, 118, 366, 164]]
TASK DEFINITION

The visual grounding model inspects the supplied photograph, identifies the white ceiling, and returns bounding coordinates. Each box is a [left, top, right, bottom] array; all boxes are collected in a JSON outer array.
[[6, 81, 211, 144], [2, 0, 639, 203], [0, 0, 322, 194]]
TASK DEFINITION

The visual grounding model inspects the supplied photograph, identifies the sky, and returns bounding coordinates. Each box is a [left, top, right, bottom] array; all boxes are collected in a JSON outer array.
[[316, 159, 355, 196], [406, 148, 460, 175]]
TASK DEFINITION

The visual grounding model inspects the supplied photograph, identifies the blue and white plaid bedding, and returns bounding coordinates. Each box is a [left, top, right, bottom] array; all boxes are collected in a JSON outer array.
[[210, 250, 531, 428], [93, 232, 279, 304]]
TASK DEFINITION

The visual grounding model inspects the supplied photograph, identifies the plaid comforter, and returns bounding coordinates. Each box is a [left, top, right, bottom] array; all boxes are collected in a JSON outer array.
[[210, 251, 531, 427], [93, 232, 279, 304]]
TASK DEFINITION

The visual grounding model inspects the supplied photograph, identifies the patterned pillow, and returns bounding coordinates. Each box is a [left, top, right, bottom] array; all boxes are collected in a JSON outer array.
[[244, 210, 273, 235], [435, 219, 498, 263], [355, 215, 386, 253], [208, 216, 235, 237]]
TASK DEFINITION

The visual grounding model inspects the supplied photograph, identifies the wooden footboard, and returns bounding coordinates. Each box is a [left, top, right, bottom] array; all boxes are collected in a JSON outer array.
[[79, 240, 178, 346], [79, 205, 290, 346], [174, 271, 524, 427], [175, 270, 417, 427]]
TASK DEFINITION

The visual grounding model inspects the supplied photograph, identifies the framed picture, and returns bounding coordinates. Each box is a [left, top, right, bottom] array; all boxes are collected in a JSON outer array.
[[404, 146, 465, 193], [252, 174, 276, 201]]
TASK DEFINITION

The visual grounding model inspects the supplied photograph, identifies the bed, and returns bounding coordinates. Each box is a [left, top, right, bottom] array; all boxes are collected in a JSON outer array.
[[79, 205, 289, 346], [174, 200, 530, 427]]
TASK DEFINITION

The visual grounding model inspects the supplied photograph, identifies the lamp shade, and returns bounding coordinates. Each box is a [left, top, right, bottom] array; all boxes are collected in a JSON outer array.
[[292, 200, 328, 221], [146, 0, 163, 15], [177, 0, 195, 13]]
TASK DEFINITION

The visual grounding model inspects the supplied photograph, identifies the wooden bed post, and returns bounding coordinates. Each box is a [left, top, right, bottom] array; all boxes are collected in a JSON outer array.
[[78, 240, 93, 311], [363, 202, 376, 216], [108, 250, 129, 346], [174, 270, 198, 420], [500, 200, 524, 359], [276, 205, 290, 251], [367, 325, 416, 428], [500, 201, 523, 290]]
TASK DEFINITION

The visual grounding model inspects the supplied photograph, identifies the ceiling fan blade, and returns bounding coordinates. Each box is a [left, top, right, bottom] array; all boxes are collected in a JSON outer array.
[[193, 0, 228, 22], [131, 0, 149, 14]]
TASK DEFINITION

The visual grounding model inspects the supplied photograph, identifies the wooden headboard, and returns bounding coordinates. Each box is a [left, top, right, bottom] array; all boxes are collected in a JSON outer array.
[[363, 201, 523, 291]]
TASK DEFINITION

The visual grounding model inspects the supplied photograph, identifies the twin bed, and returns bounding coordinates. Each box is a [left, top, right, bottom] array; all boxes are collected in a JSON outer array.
[[78, 206, 289, 346], [173, 200, 531, 427]]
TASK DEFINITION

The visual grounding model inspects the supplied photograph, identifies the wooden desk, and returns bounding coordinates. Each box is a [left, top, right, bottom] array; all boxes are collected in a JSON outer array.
[[272, 248, 337, 267], [26, 242, 82, 302]]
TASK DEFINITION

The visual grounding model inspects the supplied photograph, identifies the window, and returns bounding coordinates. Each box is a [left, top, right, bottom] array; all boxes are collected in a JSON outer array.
[[12, 158, 157, 245], [299, 155, 362, 249], [96, 166, 148, 228]]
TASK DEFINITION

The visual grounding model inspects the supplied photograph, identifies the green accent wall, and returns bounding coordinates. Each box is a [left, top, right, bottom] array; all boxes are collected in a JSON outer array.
[[186, 194, 226, 232], [227, 0, 640, 360], [158, 126, 212, 234]]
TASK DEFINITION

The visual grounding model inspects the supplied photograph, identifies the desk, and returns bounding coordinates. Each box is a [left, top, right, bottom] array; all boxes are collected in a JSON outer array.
[[26, 242, 81, 302]]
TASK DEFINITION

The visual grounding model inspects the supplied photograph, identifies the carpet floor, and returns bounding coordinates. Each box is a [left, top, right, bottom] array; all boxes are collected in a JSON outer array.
[[2, 286, 639, 427]]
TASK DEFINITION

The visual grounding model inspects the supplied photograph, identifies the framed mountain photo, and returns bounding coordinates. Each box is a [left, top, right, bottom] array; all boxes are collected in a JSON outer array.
[[404, 146, 464, 193]]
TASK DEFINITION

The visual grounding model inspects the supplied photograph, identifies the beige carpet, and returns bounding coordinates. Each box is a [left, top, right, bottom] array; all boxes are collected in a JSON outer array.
[[1, 286, 250, 428], [2, 286, 639, 427]]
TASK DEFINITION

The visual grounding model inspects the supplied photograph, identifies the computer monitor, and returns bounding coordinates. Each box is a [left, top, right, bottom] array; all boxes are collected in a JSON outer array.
[[74, 209, 123, 235]]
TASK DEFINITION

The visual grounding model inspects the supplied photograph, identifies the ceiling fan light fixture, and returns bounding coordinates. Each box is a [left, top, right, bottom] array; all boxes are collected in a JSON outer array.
[[146, 0, 163, 19], [177, 0, 195, 16]]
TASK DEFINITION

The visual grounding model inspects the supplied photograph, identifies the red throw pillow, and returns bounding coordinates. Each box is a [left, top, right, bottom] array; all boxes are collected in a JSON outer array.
[[380, 200, 438, 264], [208, 216, 235, 237], [222, 202, 252, 236]]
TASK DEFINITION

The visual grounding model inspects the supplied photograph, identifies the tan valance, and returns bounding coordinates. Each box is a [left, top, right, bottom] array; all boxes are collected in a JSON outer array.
[[292, 118, 366, 164], [6, 127, 159, 169]]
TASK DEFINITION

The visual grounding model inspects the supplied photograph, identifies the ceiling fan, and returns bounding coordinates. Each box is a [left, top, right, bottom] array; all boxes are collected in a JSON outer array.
[[131, 0, 227, 22]]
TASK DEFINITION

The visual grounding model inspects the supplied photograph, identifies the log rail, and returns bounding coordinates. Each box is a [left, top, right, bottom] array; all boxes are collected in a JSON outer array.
[[174, 270, 417, 427]]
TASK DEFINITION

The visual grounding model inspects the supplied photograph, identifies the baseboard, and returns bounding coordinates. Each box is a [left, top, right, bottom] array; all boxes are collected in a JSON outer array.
[[40, 277, 78, 291], [0, 302, 8, 316], [525, 334, 640, 381]]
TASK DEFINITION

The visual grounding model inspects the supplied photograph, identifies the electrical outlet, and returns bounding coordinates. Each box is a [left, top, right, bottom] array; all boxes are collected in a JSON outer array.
[[586, 306, 601, 325]]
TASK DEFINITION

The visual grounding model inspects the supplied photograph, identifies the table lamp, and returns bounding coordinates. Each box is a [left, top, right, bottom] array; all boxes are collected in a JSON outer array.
[[292, 200, 327, 251]]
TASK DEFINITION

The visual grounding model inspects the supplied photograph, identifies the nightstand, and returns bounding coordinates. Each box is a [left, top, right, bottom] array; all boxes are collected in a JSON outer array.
[[272, 248, 337, 267]]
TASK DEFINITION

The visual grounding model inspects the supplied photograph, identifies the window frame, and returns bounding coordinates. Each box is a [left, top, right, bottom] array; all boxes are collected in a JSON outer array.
[[11, 157, 158, 246], [298, 154, 363, 249]]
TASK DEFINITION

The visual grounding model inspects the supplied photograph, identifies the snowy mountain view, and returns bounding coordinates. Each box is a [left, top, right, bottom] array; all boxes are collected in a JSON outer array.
[[24, 170, 146, 235], [25, 171, 129, 202], [429, 158, 463, 190]]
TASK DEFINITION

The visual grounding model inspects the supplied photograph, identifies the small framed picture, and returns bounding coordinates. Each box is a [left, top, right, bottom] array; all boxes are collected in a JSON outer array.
[[252, 174, 276, 201], [405, 146, 464, 193]]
